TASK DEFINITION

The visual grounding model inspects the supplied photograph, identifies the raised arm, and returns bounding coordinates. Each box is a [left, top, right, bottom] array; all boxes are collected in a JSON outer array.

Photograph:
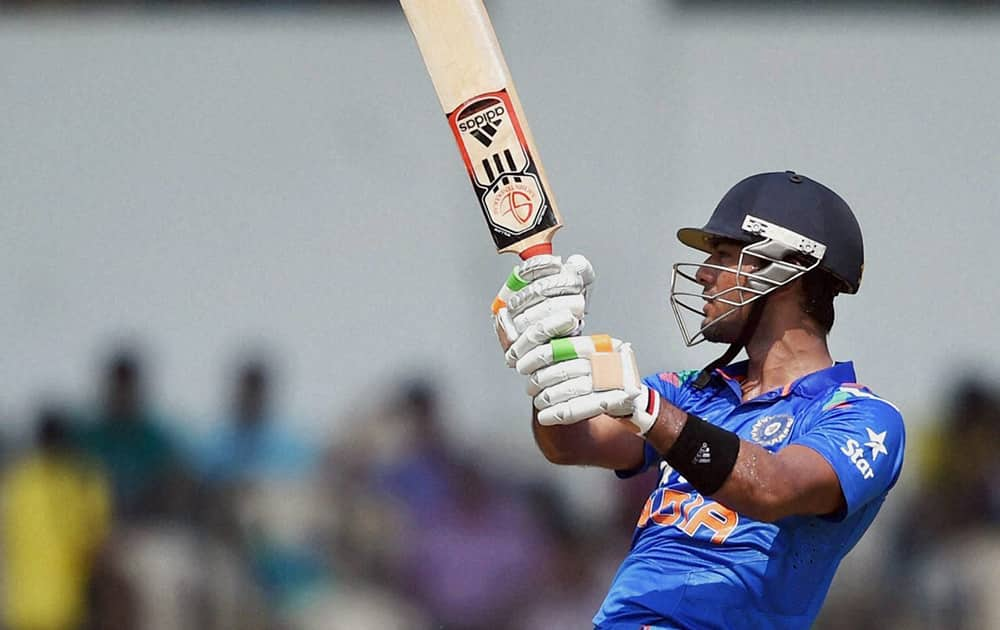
[[516, 336, 866, 523], [532, 408, 646, 471], [644, 404, 843, 522]]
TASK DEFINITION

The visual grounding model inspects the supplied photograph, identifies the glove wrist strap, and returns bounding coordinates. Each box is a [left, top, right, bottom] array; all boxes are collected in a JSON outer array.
[[630, 385, 661, 436]]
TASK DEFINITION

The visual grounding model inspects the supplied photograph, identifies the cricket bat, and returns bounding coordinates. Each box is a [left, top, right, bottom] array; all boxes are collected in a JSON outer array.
[[400, 0, 562, 259]]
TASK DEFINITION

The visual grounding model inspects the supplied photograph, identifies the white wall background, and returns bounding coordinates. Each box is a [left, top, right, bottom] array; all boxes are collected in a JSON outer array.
[[2, 3, 999, 487]]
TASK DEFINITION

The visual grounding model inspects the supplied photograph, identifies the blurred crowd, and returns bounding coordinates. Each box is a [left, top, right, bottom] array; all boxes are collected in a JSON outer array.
[[0, 346, 655, 630], [814, 377, 1000, 630], [0, 346, 997, 630]]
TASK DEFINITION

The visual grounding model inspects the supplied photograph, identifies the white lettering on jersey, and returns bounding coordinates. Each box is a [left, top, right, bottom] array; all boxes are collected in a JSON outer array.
[[840, 430, 885, 480]]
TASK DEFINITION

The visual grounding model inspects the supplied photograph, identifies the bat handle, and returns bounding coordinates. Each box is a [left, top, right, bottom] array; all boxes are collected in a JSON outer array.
[[518, 242, 553, 260]]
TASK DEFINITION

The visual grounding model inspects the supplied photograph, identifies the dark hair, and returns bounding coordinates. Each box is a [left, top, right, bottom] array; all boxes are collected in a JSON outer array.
[[800, 269, 839, 334]]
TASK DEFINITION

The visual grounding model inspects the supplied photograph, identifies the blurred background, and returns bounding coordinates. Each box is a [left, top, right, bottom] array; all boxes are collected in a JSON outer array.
[[2, 0, 999, 628]]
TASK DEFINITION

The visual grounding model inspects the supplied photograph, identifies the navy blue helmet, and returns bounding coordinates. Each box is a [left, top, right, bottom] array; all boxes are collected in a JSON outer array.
[[676, 171, 864, 294]]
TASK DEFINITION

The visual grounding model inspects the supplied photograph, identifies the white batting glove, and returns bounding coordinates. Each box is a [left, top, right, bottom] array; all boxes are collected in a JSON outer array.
[[521, 334, 662, 435], [491, 254, 595, 367]]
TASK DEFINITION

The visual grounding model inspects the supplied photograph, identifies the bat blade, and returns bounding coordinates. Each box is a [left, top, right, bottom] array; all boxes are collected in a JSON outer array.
[[400, 0, 562, 259]]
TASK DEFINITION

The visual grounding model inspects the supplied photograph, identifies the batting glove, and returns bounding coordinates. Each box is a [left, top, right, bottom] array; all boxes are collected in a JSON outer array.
[[492, 254, 595, 367], [520, 334, 662, 435]]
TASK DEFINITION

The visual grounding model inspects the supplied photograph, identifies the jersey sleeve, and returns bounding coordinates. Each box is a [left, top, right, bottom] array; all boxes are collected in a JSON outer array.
[[790, 388, 906, 519], [615, 371, 694, 479]]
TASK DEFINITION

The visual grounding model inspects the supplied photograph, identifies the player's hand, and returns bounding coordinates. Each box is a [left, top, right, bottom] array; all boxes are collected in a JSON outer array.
[[520, 334, 662, 434], [492, 254, 595, 367]]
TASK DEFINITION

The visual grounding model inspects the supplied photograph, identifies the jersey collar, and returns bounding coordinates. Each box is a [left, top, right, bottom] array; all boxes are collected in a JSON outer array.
[[715, 360, 857, 402]]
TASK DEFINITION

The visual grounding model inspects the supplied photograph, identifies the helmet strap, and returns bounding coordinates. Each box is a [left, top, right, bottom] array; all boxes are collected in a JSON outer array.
[[692, 296, 767, 390]]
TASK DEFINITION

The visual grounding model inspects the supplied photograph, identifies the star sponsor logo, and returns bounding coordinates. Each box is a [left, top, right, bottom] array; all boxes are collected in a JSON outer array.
[[750, 414, 795, 447], [865, 427, 888, 462], [840, 426, 889, 480]]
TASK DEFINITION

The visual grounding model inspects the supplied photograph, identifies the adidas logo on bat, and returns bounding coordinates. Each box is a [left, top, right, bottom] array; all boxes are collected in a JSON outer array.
[[468, 118, 503, 146], [458, 104, 505, 146]]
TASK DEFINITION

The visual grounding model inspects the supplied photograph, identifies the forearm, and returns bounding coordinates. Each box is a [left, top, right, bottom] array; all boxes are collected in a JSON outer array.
[[507, 313, 840, 516], [532, 408, 575, 464], [644, 403, 843, 522], [532, 407, 645, 470], [712, 442, 804, 522]]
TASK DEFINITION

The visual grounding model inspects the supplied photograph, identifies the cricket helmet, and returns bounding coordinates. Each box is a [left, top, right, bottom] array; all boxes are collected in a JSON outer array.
[[670, 171, 864, 347], [677, 171, 864, 294]]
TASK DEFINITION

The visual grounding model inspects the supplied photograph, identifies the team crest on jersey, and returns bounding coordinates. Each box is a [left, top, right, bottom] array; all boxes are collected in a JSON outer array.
[[750, 414, 795, 446]]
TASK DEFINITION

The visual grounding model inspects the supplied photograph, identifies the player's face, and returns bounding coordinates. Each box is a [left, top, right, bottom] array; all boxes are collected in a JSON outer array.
[[694, 240, 761, 343]]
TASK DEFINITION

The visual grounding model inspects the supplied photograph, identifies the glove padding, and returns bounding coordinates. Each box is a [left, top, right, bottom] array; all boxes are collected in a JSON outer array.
[[524, 335, 662, 435], [492, 254, 595, 367]]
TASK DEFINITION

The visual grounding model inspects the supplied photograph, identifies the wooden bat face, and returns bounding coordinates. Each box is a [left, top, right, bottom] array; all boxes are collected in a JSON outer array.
[[400, 0, 562, 258], [447, 89, 559, 253]]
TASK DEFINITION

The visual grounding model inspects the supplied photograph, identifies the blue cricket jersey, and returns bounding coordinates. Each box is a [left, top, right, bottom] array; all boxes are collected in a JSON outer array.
[[594, 361, 905, 629]]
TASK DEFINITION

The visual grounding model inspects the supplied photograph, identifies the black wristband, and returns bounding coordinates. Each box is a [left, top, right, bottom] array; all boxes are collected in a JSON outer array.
[[663, 413, 741, 496]]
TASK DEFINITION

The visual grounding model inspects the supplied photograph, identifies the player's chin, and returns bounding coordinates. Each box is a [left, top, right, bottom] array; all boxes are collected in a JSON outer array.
[[702, 320, 738, 344]]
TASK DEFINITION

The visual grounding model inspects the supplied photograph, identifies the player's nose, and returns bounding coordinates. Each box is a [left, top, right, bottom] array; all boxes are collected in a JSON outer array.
[[695, 256, 716, 288]]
